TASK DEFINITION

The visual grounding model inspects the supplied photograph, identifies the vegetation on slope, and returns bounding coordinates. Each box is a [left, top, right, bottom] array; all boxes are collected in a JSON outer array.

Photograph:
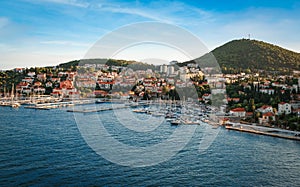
[[212, 39, 300, 74], [180, 39, 300, 74]]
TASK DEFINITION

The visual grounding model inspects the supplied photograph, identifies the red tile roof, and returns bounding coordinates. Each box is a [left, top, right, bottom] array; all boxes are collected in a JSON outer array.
[[262, 112, 274, 117], [230, 108, 245, 112], [260, 105, 272, 109]]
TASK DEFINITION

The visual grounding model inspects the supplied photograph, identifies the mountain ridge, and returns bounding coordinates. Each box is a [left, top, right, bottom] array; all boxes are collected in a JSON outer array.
[[183, 39, 300, 74], [58, 39, 300, 74]]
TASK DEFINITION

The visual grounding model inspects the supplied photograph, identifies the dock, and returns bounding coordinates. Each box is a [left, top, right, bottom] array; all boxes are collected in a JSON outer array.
[[22, 100, 95, 110], [67, 106, 130, 113], [225, 125, 300, 141]]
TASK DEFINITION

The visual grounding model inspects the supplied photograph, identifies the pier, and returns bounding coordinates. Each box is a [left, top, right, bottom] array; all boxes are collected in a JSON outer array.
[[225, 123, 300, 141], [67, 106, 130, 113], [23, 99, 95, 110]]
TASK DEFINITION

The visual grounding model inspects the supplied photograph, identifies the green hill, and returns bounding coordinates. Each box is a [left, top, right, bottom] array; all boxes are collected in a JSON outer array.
[[58, 58, 155, 71], [182, 39, 300, 74], [58, 39, 300, 74]]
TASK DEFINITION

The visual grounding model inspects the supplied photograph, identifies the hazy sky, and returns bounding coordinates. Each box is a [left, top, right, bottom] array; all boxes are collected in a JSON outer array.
[[0, 0, 299, 69]]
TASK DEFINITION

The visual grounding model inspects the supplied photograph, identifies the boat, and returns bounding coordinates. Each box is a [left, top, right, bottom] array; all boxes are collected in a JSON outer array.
[[11, 102, 21, 108], [10, 84, 20, 108], [170, 119, 181, 125], [151, 110, 165, 117], [182, 119, 200, 125], [95, 99, 111, 104], [165, 112, 177, 119], [132, 108, 148, 113]]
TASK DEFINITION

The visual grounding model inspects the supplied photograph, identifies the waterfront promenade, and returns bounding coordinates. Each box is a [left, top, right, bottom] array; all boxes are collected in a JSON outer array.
[[226, 123, 300, 141]]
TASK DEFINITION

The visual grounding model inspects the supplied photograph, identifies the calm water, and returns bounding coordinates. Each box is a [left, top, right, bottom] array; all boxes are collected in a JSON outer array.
[[0, 105, 300, 186]]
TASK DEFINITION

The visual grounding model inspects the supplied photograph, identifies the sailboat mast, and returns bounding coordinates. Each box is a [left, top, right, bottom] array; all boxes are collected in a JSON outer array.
[[11, 83, 14, 101], [4, 87, 6, 99]]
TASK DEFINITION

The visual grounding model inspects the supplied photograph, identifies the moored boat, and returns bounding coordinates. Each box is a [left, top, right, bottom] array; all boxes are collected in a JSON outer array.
[[11, 102, 21, 108], [170, 119, 181, 125]]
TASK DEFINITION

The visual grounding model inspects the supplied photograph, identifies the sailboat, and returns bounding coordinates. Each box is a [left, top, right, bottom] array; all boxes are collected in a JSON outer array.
[[10, 84, 20, 108]]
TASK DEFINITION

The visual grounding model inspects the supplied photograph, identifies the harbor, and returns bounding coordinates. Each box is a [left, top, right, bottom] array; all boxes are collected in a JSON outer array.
[[1, 95, 300, 141]]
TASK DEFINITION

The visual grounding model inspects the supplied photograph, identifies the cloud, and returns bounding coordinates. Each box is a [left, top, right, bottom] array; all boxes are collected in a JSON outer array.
[[26, 0, 90, 8], [95, 1, 212, 25], [98, 4, 174, 24]]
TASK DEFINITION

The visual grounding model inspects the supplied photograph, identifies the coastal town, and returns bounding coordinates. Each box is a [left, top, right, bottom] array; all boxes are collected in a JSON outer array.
[[0, 60, 299, 132]]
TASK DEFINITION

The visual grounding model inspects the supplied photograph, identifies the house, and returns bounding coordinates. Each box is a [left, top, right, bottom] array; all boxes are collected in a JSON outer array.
[[60, 80, 73, 89], [22, 88, 32, 95], [246, 112, 253, 117], [227, 98, 240, 103], [259, 112, 275, 124], [51, 88, 63, 97], [37, 73, 46, 81], [34, 81, 42, 87], [51, 77, 61, 82], [27, 72, 36, 77], [22, 77, 34, 83], [34, 87, 46, 94], [219, 118, 230, 125], [202, 93, 211, 100], [45, 82, 53, 88], [66, 72, 76, 80], [229, 108, 246, 117], [278, 102, 291, 115], [69, 91, 80, 98], [18, 82, 30, 89], [58, 72, 66, 77], [14, 68, 24, 73], [257, 105, 273, 114], [259, 89, 275, 95]]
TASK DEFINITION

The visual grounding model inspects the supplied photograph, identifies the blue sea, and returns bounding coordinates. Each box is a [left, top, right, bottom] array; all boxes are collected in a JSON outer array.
[[0, 105, 300, 186]]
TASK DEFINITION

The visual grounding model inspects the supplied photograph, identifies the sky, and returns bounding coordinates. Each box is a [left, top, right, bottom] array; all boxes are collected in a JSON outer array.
[[0, 0, 299, 69]]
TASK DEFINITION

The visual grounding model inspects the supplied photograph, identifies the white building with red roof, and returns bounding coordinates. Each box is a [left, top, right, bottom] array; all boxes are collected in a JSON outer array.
[[202, 93, 211, 100], [257, 105, 273, 114], [37, 73, 46, 81], [259, 112, 275, 124], [229, 108, 246, 117]]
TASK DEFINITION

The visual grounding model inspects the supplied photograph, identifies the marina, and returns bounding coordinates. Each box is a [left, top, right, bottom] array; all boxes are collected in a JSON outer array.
[[1, 95, 300, 141]]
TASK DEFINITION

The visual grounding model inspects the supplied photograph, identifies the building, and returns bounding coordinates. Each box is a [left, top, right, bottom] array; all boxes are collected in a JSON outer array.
[[259, 88, 275, 95], [14, 68, 24, 73], [259, 112, 275, 124], [257, 105, 273, 114], [27, 72, 36, 77], [160, 65, 167, 73], [202, 93, 211, 101], [37, 73, 47, 81], [229, 108, 246, 117], [278, 102, 291, 115], [60, 80, 73, 89], [45, 82, 53, 88], [167, 66, 174, 75]]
